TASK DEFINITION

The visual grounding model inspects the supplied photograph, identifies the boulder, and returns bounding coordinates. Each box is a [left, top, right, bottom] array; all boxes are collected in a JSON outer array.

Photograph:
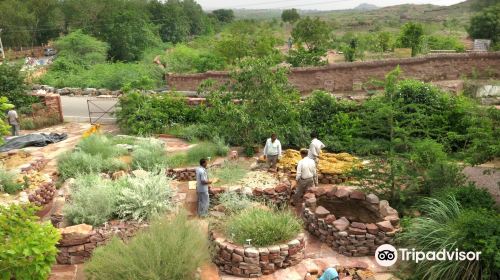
[[58, 224, 93, 246], [325, 214, 336, 224], [335, 188, 350, 199], [350, 222, 366, 230], [333, 217, 350, 231], [379, 200, 398, 217], [350, 190, 366, 200], [376, 221, 394, 232], [366, 223, 379, 235], [365, 193, 379, 204], [314, 206, 330, 218]]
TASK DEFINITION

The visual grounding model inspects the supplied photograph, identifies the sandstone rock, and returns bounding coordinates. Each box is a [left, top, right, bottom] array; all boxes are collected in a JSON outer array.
[[325, 186, 338, 197], [379, 200, 398, 217], [325, 214, 336, 224], [303, 193, 316, 200], [384, 215, 400, 226], [348, 227, 367, 235], [366, 223, 378, 234], [112, 170, 127, 180], [335, 188, 350, 199], [274, 183, 288, 193], [131, 169, 149, 178], [365, 193, 379, 204], [58, 224, 93, 246], [315, 206, 330, 218], [376, 221, 394, 232], [245, 248, 259, 258], [350, 190, 366, 200], [351, 222, 366, 229], [333, 217, 350, 231]]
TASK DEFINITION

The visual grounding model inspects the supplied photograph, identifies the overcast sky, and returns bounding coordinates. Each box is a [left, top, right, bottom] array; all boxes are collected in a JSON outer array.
[[196, 0, 467, 11]]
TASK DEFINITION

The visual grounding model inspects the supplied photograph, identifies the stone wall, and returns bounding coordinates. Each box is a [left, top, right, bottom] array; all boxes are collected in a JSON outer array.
[[211, 231, 305, 277], [302, 186, 400, 257], [29, 93, 64, 123], [56, 221, 148, 264], [166, 52, 500, 94]]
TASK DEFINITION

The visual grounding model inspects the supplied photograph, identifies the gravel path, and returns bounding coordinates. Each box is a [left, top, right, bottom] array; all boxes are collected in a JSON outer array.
[[463, 164, 500, 206]]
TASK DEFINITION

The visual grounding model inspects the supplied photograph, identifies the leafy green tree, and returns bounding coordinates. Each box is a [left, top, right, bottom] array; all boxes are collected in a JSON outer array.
[[0, 63, 36, 111], [343, 38, 359, 62], [53, 30, 109, 69], [286, 47, 326, 67], [291, 17, 330, 51], [468, 4, 500, 46], [398, 22, 424, 56], [376, 31, 394, 52], [281, 8, 300, 23], [211, 9, 235, 23], [471, 0, 499, 11]]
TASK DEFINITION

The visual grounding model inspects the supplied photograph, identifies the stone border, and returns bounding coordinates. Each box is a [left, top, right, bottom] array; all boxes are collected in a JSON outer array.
[[210, 231, 306, 278], [302, 186, 400, 257], [56, 221, 148, 264]]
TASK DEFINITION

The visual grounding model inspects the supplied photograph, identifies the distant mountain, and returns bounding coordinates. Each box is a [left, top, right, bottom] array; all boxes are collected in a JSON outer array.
[[353, 3, 379, 11]]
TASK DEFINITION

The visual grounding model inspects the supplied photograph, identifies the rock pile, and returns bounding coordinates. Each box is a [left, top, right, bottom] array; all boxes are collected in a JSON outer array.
[[211, 231, 306, 278], [302, 186, 400, 257], [166, 167, 197, 181], [56, 221, 148, 264]]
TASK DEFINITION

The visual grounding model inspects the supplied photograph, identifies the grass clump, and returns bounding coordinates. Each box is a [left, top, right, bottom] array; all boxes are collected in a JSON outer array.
[[85, 213, 209, 280], [57, 151, 126, 180], [225, 207, 302, 247], [185, 139, 229, 165], [217, 192, 253, 214], [77, 134, 126, 158], [0, 168, 23, 194], [131, 140, 167, 171], [212, 161, 249, 186], [116, 170, 175, 222]]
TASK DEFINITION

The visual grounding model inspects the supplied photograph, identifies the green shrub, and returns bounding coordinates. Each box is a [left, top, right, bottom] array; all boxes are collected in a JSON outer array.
[[64, 175, 123, 226], [116, 171, 176, 222], [217, 192, 253, 214], [57, 151, 126, 180], [166, 123, 216, 142], [0, 204, 60, 280], [0, 168, 23, 194], [409, 139, 447, 170], [422, 162, 467, 196], [436, 185, 496, 211], [225, 207, 302, 246], [77, 134, 126, 158], [0, 63, 37, 110], [186, 140, 229, 165], [85, 213, 209, 279], [131, 140, 167, 171], [398, 197, 500, 280], [19, 118, 35, 130]]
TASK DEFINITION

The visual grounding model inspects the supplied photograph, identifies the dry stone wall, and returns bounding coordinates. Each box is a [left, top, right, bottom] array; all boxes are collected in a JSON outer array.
[[302, 186, 401, 257], [211, 231, 306, 277], [166, 52, 500, 94]]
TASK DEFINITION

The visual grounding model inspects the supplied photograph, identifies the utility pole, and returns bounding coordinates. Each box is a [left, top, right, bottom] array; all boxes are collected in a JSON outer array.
[[0, 28, 5, 60]]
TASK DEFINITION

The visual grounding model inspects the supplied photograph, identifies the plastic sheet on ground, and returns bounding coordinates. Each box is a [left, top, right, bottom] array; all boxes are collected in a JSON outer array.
[[0, 133, 68, 152]]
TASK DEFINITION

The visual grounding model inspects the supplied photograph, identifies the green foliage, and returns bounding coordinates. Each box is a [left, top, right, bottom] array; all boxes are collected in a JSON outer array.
[[211, 9, 235, 24], [281, 9, 300, 23], [225, 207, 302, 246], [409, 139, 447, 170], [212, 161, 249, 186], [398, 197, 500, 280], [422, 161, 467, 196], [292, 17, 330, 51], [397, 22, 424, 56], [162, 44, 225, 73], [0, 168, 23, 194], [85, 213, 209, 280], [468, 4, 500, 44], [116, 170, 176, 222], [286, 47, 326, 67], [57, 151, 126, 180], [436, 185, 496, 211], [0, 63, 37, 110], [53, 30, 108, 69], [203, 57, 305, 149], [0, 204, 60, 280], [165, 123, 217, 142], [186, 139, 229, 165], [64, 174, 122, 226], [217, 192, 253, 214], [19, 112, 62, 130], [116, 91, 200, 135], [343, 38, 360, 62], [422, 34, 465, 52], [77, 134, 126, 158], [131, 139, 167, 171]]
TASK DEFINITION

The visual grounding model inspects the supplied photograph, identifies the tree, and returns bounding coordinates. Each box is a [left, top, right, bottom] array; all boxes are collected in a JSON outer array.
[[291, 17, 330, 51], [471, 0, 499, 11], [211, 9, 235, 24], [0, 63, 36, 111], [281, 9, 300, 23], [376, 31, 394, 52], [53, 30, 108, 67], [398, 22, 424, 56], [468, 4, 500, 46]]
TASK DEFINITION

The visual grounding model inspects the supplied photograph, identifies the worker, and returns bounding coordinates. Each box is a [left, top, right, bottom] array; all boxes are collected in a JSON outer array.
[[263, 133, 282, 171], [7, 107, 20, 136], [308, 131, 325, 164], [305, 267, 339, 280], [196, 158, 216, 217], [293, 149, 317, 205]]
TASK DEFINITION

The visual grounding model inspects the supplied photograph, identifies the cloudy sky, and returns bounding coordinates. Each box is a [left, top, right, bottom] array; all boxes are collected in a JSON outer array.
[[196, 0, 467, 10]]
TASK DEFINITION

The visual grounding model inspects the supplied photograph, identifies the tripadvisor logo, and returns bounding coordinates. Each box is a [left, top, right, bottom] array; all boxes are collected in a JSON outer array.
[[375, 244, 482, 267]]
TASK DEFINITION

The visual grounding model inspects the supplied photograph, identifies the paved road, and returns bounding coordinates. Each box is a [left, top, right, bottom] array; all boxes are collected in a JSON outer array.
[[60, 96, 118, 124]]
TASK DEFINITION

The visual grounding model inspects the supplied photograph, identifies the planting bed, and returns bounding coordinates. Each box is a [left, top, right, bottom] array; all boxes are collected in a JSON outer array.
[[210, 230, 306, 277], [302, 186, 400, 257]]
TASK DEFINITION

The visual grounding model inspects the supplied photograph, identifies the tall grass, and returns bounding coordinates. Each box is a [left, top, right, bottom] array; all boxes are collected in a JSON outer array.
[[217, 192, 253, 214], [0, 168, 23, 194], [85, 213, 209, 280], [131, 139, 167, 171], [225, 207, 302, 246], [397, 196, 500, 280], [165, 139, 230, 168], [77, 134, 126, 158], [212, 161, 249, 186], [57, 151, 126, 180]]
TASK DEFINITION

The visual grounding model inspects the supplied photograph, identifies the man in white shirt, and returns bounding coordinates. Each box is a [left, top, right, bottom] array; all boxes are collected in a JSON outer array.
[[7, 108, 19, 136], [308, 131, 325, 164], [263, 133, 282, 171], [293, 149, 317, 205]]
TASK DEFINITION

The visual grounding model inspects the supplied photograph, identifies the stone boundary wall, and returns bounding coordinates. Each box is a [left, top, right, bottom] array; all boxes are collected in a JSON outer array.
[[166, 52, 500, 94], [29, 93, 64, 123], [211, 231, 306, 277], [56, 221, 147, 264], [302, 186, 400, 257]]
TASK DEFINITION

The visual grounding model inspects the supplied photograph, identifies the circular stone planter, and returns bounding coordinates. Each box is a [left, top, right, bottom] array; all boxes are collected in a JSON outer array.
[[210, 231, 306, 278], [302, 186, 400, 257]]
